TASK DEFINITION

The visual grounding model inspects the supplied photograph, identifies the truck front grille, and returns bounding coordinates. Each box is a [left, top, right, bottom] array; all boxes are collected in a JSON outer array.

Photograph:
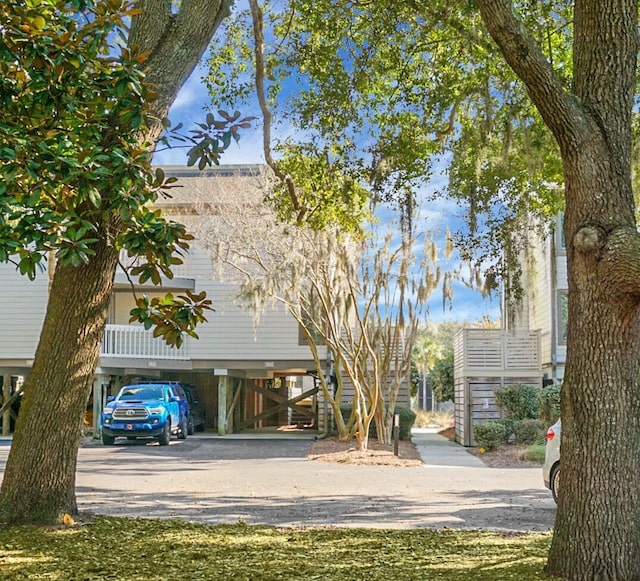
[[113, 407, 149, 420]]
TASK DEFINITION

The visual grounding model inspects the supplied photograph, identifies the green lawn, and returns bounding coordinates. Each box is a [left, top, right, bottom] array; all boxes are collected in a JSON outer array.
[[0, 516, 553, 580]]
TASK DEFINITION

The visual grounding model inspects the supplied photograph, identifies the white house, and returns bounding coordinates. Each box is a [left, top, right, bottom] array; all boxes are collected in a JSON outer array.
[[0, 164, 411, 437], [505, 212, 567, 384], [0, 165, 326, 436]]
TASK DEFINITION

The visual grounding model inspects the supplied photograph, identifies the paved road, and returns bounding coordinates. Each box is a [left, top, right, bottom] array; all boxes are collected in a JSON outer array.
[[0, 430, 556, 532]]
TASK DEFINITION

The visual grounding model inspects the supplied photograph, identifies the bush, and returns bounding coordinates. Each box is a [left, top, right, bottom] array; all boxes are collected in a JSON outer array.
[[473, 420, 508, 450], [395, 407, 417, 440], [513, 419, 547, 444], [495, 383, 541, 420], [492, 418, 516, 443], [538, 383, 561, 426], [338, 405, 416, 441]]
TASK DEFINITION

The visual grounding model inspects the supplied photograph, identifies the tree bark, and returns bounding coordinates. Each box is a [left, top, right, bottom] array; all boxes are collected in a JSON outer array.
[[0, 225, 118, 523], [478, 0, 640, 578], [0, 0, 232, 524]]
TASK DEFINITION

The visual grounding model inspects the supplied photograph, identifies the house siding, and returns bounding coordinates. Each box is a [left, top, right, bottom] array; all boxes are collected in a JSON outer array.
[[0, 263, 48, 360], [508, 214, 567, 383]]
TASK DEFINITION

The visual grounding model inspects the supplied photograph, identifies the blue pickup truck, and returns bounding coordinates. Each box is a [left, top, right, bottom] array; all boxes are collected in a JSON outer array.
[[101, 382, 190, 446]]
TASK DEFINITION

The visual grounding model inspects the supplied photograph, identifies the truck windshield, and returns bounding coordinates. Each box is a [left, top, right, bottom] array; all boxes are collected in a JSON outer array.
[[118, 386, 165, 401]]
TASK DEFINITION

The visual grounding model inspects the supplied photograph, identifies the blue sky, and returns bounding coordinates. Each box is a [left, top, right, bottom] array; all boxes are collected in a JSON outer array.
[[152, 61, 502, 326]]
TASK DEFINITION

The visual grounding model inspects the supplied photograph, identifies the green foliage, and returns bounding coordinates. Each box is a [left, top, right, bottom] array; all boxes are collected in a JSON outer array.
[[128, 290, 213, 347], [0, 0, 249, 347], [473, 420, 509, 450], [395, 407, 417, 440], [159, 110, 256, 171], [493, 418, 516, 442], [430, 354, 454, 402], [266, 142, 371, 232], [0, 516, 551, 580], [413, 323, 465, 404], [205, 0, 568, 282], [494, 383, 541, 420], [513, 419, 547, 445], [409, 359, 420, 398], [538, 383, 561, 426], [0, 0, 152, 277]]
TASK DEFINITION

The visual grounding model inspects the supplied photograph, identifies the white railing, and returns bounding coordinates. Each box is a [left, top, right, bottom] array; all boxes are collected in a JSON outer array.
[[101, 324, 189, 360]]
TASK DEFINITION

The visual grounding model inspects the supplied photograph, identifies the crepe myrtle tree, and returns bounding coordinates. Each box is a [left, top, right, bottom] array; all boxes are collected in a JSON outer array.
[[187, 171, 437, 450], [208, 1, 640, 574], [0, 0, 238, 525]]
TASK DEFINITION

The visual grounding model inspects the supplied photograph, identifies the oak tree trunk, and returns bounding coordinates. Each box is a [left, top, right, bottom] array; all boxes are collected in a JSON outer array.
[[478, 0, 640, 577], [0, 0, 232, 524]]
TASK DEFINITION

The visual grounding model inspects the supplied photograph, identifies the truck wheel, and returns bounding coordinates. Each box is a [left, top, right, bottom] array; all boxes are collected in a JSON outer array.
[[102, 434, 115, 445], [177, 417, 188, 440], [158, 421, 171, 446]]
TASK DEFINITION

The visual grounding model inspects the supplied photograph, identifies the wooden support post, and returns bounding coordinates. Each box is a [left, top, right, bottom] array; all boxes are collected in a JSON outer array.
[[225, 379, 242, 434], [217, 375, 228, 435], [2, 375, 11, 436]]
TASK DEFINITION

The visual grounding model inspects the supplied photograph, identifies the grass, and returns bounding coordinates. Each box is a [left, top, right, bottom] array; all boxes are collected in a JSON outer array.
[[0, 516, 553, 580], [413, 409, 453, 428], [524, 443, 547, 463]]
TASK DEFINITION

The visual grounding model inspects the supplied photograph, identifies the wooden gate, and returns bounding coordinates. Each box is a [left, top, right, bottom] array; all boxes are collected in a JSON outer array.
[[238, 381, 318, 430]]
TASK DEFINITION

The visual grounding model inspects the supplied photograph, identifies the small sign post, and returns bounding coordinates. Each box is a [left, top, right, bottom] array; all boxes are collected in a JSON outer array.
[[393, 413, 400, 456]]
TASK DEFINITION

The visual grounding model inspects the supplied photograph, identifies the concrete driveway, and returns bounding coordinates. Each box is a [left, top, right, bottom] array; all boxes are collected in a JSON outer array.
[[0, 430, 556, 532]]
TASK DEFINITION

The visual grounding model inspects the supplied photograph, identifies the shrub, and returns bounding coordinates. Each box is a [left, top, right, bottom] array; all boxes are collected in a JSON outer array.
[[492, 418, 516, 443], [513, 419, 547, 444], [395, 407, 417, 440], [473, 421, 508, 450], [495, 383, 541, 420], [338, 405, 416, 440], [538, 383, 561, 426]]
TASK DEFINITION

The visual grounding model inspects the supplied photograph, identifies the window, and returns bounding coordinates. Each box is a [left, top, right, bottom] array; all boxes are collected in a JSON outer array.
[[557, 290, 568, 345]]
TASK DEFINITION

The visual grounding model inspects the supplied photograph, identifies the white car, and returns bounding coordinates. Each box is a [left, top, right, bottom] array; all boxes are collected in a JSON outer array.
[[543, 418, 561, 503]]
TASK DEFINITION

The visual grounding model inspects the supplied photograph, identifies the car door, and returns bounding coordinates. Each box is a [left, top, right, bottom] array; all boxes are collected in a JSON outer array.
[[166, 385, 182, 427]]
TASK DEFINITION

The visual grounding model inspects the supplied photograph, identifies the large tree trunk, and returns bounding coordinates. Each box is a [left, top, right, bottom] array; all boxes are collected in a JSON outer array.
[[478, 0, 640, 578], [0, 229, 118, 523], [0, 0, 232, 524]]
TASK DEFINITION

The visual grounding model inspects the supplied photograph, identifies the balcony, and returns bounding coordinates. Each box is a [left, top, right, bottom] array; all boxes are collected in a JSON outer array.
[[101, 324, 189, 360]]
